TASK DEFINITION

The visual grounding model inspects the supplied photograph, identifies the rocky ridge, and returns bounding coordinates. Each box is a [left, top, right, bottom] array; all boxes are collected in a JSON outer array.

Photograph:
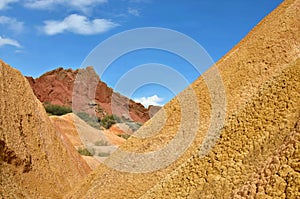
[[26, 67, 159, 123]]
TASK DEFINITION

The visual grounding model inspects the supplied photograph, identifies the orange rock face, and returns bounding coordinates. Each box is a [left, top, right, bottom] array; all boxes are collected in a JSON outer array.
[[0, 60, 91, 198]]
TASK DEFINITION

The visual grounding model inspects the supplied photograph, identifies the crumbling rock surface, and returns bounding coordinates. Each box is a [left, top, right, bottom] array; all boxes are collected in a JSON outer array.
[[0, 61, 91, 198], [66, 0, 300, 198], [142, 59, 300, 198]]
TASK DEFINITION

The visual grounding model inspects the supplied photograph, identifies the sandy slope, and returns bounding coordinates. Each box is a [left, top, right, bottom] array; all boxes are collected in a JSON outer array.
[[0, 61, 91, 199], [66, 0, 300, 198]]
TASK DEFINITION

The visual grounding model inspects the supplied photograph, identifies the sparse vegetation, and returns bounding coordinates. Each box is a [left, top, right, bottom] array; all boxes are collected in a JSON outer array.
[[77, 147, 95, 156], [96, 105, 105, 115], [100, 115, 121, 129], [118, 134, 131, 140], [44, 103, 72, 116], [94, 140, 109, 146], [98, 152, 110, 157], [76, 111, 140, 132], [76, 112, 100, 129]]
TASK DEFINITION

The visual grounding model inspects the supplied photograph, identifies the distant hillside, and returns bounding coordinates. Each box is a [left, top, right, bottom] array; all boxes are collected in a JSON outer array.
[[49, 113, 128, 167], [26, 67, 160, 123]]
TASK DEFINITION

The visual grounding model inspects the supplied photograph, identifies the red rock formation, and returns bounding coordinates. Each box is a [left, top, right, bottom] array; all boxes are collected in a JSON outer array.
[[26, 67, 75, 106], [26, 67, 160, 123]]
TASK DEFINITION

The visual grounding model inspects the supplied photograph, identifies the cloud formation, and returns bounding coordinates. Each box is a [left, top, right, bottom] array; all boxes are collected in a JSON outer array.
[[0, 0, 18, 10], [24, 0, 107, 12], [0, 36, 21, 48], [42, 14, 118, 35], [134, 95, 164, 108], [0, 16, 24, 33], [128, 8, 140, 16]]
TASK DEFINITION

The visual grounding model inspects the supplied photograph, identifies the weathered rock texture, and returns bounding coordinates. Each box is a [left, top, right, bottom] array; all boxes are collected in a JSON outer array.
[[142, 59, 300, 199], [66, 0, 300, 198], [26, 67, 158, 123], [0, 60, 91, 198]]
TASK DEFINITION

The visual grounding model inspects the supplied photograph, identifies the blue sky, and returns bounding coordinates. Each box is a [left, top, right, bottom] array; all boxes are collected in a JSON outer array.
[[0, 0, 283, 107]]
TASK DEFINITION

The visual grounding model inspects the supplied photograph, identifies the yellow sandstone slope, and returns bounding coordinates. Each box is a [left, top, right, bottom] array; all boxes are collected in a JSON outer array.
[[142, 59, 300, 198], [67, 0, 299, 198], [0, 61, 91, 198]]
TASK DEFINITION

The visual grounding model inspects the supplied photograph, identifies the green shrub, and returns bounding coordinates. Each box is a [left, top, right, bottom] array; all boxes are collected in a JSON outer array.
[[77, 147, 94, 156], [94, 140, 109, 146], [76, 112, 123, 130], [98, 152, 110, 157], [44, 103, 72, 115], [117, 134, 131, 140], [76, 112, 97, 122], [100, 115, 121, 129], [76, 112, 100, 129]]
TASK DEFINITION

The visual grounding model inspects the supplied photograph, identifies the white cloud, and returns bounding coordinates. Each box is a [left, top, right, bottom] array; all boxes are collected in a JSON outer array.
[[128, 8, 140, 16], [134, 95, 164, 108], [0, 16, 24, 33], [0, 36, 21, 48], [0, 0, 18, 10], [24, 0, 107, 12], [42, 14, 118, 35]]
